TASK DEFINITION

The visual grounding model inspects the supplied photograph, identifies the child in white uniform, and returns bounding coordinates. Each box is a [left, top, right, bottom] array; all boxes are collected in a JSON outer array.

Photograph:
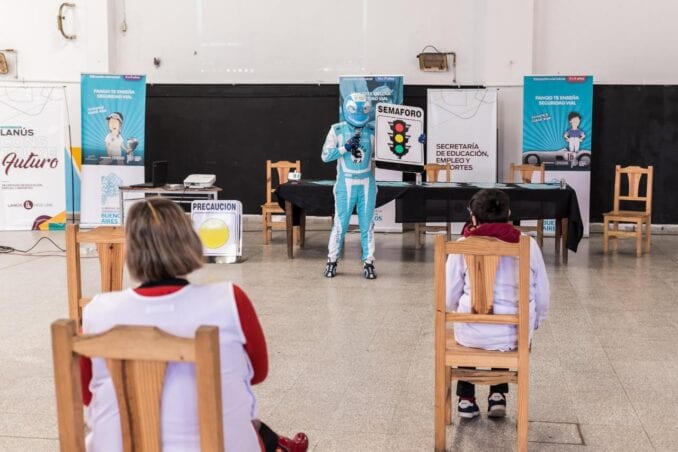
[[446, 189, 550, 418], [81, 198, 308, 452]]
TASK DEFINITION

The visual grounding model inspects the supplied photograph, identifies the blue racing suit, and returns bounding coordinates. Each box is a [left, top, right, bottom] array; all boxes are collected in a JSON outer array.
[[321, 122, 377, 263]]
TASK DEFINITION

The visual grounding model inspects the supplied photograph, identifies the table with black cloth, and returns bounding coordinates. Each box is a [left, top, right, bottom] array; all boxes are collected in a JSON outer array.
[[276, 180, 583, 262]]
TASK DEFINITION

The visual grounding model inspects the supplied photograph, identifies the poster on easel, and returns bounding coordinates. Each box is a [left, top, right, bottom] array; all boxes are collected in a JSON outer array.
[[80, 74, 146, 226], [523, 75, 592, 236], [0, 86, 67, 230]]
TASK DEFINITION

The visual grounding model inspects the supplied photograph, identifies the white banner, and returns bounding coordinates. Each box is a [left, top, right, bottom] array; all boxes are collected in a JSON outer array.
[[427, 89, 498, 182], [191, 200, 242, 260], [0, 86, 67, 230]]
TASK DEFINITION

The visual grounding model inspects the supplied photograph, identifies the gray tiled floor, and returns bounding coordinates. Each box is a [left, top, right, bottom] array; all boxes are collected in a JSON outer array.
[[1, 228, 677, 451]]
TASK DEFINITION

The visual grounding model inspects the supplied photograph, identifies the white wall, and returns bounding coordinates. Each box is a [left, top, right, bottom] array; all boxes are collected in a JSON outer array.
[[533, 0, 678, 84], [5, 0, 678, 172], [0, 0, 118, 147], [113, 0, 534, 85]]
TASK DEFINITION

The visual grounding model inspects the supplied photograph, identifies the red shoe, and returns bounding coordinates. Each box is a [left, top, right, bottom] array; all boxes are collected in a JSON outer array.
[[278, 432, 309, 452]]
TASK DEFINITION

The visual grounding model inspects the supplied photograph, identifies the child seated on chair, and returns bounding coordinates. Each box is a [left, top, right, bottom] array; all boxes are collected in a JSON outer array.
[[447, 189, 550, 419], [79, 197, 308, 452]]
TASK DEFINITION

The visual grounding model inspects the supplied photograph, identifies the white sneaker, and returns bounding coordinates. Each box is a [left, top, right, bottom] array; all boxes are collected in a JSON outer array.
[[488, 392, 506, 418], [457, 399, 480, 419]]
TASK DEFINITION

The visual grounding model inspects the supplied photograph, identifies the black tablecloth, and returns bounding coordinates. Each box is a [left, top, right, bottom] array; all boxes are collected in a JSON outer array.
[[276, 180, 410, 216], [277, 180, 584, 252]]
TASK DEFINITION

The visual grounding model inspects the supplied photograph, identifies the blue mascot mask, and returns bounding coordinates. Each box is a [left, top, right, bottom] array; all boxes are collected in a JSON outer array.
[[343, 93, 372, 128]]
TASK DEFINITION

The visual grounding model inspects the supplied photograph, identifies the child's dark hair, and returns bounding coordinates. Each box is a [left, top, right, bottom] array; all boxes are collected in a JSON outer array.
[[469, 189, 510, 224], [568, 111, 581, 121]]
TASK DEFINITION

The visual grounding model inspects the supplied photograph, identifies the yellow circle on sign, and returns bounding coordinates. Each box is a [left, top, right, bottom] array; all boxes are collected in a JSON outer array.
[[198, 218, 230, 249], [395, 134, 404, 143]]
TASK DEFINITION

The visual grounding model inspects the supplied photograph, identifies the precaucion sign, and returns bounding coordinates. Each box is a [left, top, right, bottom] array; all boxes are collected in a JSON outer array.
[[191, 200, 242, 261]]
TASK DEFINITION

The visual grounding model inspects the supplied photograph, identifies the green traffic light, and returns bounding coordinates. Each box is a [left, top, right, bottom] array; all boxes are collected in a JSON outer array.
[[395, 144, 404, 154]]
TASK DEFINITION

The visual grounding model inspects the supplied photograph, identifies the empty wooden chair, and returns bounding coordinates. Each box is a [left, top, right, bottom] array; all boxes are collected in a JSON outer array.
[[66, 224, 125, 327], [51, 319, 224, 452], [434, 235, 531, 452], [603, 165, 653, 256], [509, 163, 546, 247], [415, 163, 452, 249], [261, 160, 301, 244]]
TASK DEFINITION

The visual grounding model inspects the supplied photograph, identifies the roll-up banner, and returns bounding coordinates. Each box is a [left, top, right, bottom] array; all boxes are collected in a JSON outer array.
[[523, 75, 592, 236], [0, 86, 68, 230], [80, 74, 146, 226], [339, 75, 404, 232], [426, 89, 498, 182]]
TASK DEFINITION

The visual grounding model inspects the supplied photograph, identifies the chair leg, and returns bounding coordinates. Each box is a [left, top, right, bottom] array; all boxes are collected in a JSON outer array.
[[262, 213, 269, 244], [636, 219, 642, 257], [537, 220, 544, 248], [415, 223, 424, 249], [293, 226, 300, 246], [445, 367, 452, 425], [445, 223, 451, 241], [434, 361, 447, 451], [603, 217, 609, 254], [517, 369, 529, 452], [267, 215, 273, 243], [645, 217, 652, 253], [613, 222, 619, 252]]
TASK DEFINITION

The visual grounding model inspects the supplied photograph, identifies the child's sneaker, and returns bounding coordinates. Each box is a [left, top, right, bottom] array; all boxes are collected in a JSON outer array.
[[324, 260, 337, 278], [488, 392, 506, 418], [457, 398, 480, 419]]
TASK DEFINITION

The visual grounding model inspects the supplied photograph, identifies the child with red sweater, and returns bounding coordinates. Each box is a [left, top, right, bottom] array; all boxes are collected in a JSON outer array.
[[447, 189, 549, 418]]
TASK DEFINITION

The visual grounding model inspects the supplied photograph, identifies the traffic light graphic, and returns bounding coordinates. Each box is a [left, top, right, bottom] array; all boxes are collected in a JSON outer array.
[[388, 120, 410, 159]]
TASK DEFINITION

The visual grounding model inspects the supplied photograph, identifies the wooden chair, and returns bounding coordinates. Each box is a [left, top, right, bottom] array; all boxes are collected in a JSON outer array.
[[51, 319, 224, 452], [261, 160, 301, 244], [509, 163, 545, 247], [603, 165, 653, 257], [434, 235, 531, 452], [415, 163, 452, 249], [66, 224, 126, 327]]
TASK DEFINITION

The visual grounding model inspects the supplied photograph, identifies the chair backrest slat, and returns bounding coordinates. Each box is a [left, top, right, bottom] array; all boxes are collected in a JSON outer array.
[[107, 359, 167, 452], [613, 165, 654, 214], [66, 224, 125, 327], [434, 234, 530, 351], [424, 163, 451, 182], [509, 163, 545, 183], [51, 320, 224, 452], [266, 160, 301, 204], [464, 255, 500, 314]]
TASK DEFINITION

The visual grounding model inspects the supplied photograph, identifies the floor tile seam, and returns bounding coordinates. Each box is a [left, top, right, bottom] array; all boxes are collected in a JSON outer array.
[[0, 256, 43, 271], [0, 434, 58, 440], [596, 338, 652, 443], [382, 349, 425, 436]]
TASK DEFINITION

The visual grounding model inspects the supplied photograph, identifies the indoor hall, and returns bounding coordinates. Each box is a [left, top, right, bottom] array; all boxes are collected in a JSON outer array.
[[2, 0, 678, 451], [2, 230, 678, 450]]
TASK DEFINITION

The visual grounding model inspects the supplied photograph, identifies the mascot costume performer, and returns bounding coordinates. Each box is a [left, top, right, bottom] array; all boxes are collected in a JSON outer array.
[[321, 93, 378, 280]]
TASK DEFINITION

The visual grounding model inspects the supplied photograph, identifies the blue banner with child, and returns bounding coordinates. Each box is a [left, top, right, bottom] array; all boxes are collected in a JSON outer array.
[[80, 74, 146, 226], [523, 75, 593, 171], [523, 75, 593, 236]]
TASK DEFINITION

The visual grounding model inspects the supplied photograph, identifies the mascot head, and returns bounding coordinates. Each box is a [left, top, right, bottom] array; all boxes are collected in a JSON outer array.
[[343, 93, 372, 128]]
